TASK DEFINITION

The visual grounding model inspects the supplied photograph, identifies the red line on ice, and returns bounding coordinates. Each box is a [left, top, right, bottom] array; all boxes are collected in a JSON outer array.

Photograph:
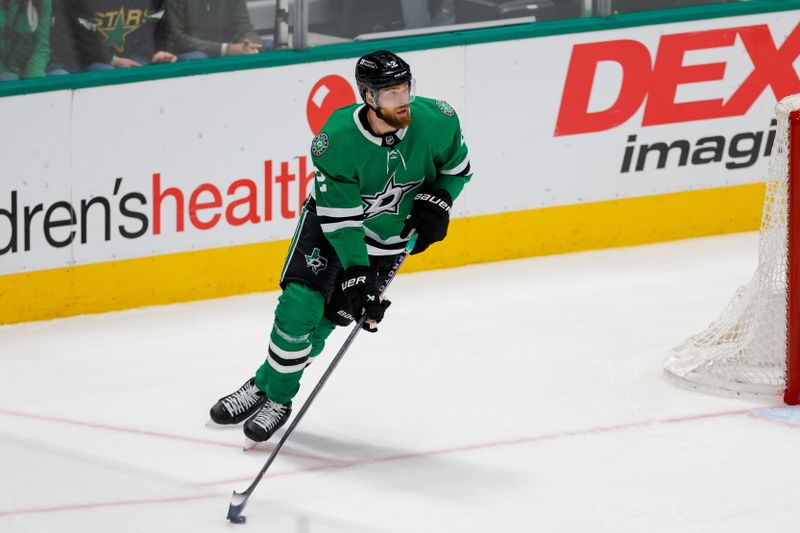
[[0, 407, 763, 518], [0, 408, 333, 463], [194, 407, 758, 487]]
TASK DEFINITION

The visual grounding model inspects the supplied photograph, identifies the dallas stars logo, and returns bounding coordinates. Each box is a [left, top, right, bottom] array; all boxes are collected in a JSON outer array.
[[362, 175, 423, 219], [304, 248, 328, 274], [435, 100, 455, 116], [311, 133, 329, 156], [96, 8, 150, 53]]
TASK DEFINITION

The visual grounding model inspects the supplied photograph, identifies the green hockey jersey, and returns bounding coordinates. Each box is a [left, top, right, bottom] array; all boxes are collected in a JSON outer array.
[[310, 96, 472, 270]]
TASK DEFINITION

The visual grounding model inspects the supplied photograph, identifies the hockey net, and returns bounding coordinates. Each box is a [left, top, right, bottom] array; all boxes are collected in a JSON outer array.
[[664, 94, 800, 404]]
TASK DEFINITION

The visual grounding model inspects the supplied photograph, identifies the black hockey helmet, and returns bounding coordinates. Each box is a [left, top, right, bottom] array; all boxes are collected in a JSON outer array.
[[355, 50, 413, 104]]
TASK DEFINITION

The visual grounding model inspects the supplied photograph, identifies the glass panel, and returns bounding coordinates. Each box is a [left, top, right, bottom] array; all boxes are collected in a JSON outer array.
[[0, 0, 749, 84], [305, 0, 739, 42], [1, 0, 278, 82], [453, 0, 584, 25], [307, 0, 585, 40]]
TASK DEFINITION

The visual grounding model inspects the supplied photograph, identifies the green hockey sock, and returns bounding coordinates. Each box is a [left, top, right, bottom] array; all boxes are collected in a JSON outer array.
[[255, 283, 336, 404]]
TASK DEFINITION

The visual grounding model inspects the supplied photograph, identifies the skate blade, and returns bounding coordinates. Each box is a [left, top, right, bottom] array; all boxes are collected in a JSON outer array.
[[243, 437, 261, 451]]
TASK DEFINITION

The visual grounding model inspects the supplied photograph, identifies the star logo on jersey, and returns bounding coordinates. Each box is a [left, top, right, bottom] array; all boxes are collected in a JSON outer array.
[[304, 248, 328, 274], [96, 8, 147, 53], [362, 175, 423, 219]]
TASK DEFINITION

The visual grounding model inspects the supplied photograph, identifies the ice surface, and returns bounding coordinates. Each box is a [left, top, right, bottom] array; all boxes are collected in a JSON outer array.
[[2, 232, 800, 533]]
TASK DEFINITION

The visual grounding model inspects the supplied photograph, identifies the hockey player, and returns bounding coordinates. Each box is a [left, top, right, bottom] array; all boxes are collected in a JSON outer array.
[[209, 50, 472, 445]]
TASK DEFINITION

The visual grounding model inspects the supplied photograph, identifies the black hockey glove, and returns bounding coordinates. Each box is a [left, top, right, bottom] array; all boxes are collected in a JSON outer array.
[[341, 266, 389, 332], [401, 189, 452, 254]]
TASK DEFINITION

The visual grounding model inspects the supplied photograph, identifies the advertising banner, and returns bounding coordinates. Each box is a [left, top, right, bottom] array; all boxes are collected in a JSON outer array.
[[1, 8, 799, 322], [0, 49, 465, 276], [463, 10, 800, 217]]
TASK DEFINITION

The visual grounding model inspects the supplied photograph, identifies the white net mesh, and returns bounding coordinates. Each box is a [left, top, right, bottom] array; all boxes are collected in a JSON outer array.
[[664, 94, 800, 397]]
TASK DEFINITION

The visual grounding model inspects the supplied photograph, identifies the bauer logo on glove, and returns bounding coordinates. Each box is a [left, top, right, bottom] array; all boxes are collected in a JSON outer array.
[[415, 193, 452, 213], [402, 189, 453, 254]]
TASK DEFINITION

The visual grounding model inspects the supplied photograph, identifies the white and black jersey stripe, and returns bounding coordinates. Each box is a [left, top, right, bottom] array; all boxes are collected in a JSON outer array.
[[316, 204, 365, 234], [364, 228, 409, 256], [440, 158, 471, 177]]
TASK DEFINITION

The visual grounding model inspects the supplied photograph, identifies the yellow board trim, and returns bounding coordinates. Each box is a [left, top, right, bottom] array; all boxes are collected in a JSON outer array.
[[0, 184, 764, 325]]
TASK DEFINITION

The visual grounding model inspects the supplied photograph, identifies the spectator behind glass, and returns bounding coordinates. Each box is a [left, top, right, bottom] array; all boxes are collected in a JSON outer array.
[[0, 0, 53, 80], [49, 0, 175, 72], [166, 0, 271, 61], [401, 0, 454, 30]]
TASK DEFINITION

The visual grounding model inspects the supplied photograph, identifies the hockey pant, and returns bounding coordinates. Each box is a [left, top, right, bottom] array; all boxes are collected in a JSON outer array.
[[254, 200, 401, 404]]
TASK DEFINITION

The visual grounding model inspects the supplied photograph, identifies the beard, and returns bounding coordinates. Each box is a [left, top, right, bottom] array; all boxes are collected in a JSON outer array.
[[379, 105, 411, 129]]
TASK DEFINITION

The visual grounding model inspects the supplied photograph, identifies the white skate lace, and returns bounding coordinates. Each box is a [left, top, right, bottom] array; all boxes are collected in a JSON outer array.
[[251, 400, 288, 431], [222, 381, 262, 416]]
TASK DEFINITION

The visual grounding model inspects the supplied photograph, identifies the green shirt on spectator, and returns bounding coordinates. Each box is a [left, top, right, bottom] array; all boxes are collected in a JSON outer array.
[[0, 0, 52, 78]]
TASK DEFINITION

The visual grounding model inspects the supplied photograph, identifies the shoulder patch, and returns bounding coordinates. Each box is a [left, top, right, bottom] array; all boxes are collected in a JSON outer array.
[[311, 133, 329, 157], [435, 100, 455, 117]]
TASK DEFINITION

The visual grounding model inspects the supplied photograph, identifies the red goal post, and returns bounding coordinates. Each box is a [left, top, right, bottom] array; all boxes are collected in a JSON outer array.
[[787, 99, 800, 404], [665, 94, 800, 404]]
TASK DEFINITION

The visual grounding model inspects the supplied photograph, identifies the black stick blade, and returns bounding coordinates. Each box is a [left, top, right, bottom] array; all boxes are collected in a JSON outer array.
[[227, 490, 248, 524]]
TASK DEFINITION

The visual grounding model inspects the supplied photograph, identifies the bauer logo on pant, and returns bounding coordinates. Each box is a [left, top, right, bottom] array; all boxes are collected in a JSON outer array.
[[304, 248, 328, 274]]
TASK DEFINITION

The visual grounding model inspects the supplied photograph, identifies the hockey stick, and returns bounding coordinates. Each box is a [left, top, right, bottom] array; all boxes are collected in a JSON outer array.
[[226, 233, 417, 524]]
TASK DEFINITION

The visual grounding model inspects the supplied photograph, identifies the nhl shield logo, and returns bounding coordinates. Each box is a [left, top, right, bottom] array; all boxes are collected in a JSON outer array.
[[435, 100, 455, 116], [311, 133, 329, 156], [304, 248, 328, 274]]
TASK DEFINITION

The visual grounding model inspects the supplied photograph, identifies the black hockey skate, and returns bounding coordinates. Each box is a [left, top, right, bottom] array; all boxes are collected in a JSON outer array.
[[243, 399, 292, 449], [208, 378, 267, 426]]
